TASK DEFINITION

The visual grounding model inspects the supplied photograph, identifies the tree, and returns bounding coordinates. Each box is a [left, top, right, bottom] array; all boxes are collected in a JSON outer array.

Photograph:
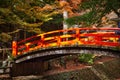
[[0, 0, 61, 44], [66, 0, 120, 27], [7, 0, 60, 33], [0, 0, 86, 44]]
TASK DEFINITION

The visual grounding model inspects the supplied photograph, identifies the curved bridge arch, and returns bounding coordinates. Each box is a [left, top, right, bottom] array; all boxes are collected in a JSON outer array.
[[15, 45, 120, 63], [12, 28, 120, 63]]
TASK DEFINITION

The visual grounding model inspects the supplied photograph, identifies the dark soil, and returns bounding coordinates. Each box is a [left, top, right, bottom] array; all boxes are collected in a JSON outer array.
[[43, 56, 116, 76], [9, 56, 120, 80]]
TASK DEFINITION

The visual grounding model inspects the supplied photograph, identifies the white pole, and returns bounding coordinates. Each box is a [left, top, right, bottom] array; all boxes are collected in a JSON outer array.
[[63, 10, 68, 30]]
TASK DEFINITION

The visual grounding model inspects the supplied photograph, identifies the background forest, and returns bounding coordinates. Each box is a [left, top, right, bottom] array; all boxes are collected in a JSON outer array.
[[0, 0, 120, 48]]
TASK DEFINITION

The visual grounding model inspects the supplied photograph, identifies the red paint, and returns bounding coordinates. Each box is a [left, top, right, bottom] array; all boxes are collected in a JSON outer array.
[[12, 28, 120, 57]]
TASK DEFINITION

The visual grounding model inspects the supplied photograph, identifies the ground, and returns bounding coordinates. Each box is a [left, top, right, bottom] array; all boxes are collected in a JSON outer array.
[[43, 55, 116, 76], [2, 55, 120, 80]]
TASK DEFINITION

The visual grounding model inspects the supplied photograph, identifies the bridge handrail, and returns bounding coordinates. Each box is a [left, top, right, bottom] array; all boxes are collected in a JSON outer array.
[[12, 28, 120, 57], [17, 28, 120, 43], [17, 28, 120, 44]]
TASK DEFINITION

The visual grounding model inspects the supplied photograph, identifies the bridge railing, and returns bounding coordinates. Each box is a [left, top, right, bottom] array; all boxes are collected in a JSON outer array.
[[12, 28, 120, 57]]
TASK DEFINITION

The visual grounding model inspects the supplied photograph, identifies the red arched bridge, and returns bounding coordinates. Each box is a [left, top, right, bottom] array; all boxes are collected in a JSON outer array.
[[12, 28, 120, 63]]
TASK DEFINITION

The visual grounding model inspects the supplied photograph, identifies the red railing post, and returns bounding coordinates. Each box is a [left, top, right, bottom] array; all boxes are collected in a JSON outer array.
[[75, 29, 82, 44], [39, 34, 44, 47], [12, 41, 17, 57], [57, 36, 61, 46], [25, 43, 30, 52], [95, 35, 102, 45], [76, 28, 80, 40]]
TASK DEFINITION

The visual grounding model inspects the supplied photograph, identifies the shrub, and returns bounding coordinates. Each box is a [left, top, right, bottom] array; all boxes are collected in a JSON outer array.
[[78, 53, 95, 64]]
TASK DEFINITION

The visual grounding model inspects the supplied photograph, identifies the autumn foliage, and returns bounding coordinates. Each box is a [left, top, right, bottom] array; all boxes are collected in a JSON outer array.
[[59, 0, 83, 17]]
